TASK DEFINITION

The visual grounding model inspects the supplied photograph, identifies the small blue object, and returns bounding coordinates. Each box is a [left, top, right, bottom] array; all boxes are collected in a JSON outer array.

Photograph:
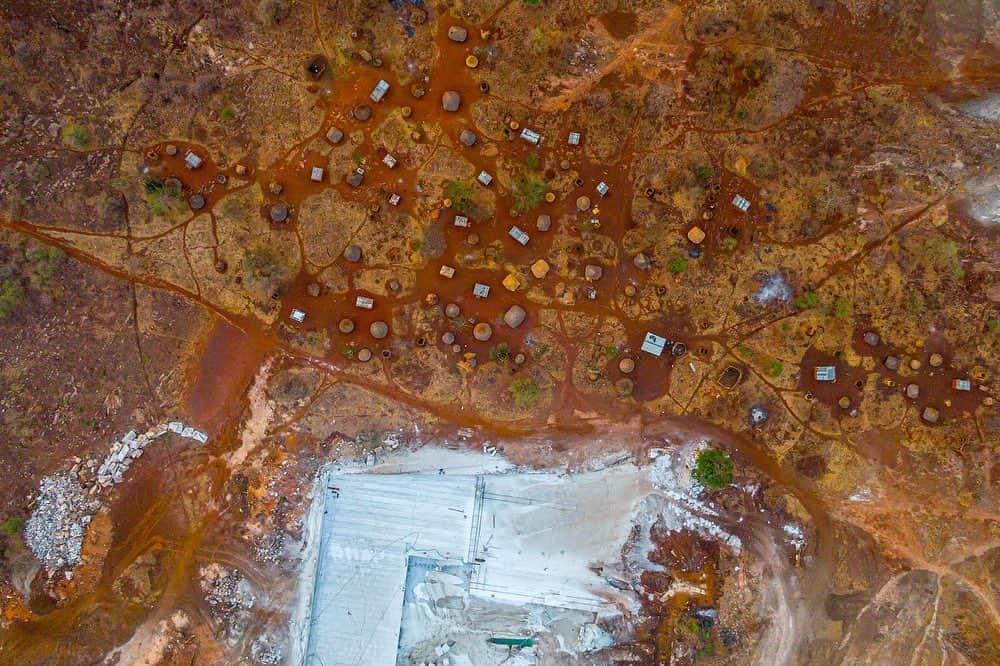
[[765, 203, 777, 212]]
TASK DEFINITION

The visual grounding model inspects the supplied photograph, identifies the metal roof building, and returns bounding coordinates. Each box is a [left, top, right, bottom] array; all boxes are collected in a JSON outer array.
[[302, 472, 475, 666]]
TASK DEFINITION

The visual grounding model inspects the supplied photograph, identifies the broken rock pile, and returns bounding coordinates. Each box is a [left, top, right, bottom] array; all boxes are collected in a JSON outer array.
[[96, 421, 208, 489], [24, 472, 96, 571]]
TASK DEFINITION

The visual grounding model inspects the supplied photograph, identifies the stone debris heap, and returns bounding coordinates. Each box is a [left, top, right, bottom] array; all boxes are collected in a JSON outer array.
[[96, 421, 208, 489], [24, 472, 95, 571]]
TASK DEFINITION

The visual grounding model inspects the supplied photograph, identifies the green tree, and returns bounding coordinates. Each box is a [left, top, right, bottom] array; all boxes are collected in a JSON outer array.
[[692, 448, 734, 490]]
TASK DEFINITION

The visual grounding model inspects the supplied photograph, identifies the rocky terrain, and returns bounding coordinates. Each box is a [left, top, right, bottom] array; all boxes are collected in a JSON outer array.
[[0, 0, 997, 664]]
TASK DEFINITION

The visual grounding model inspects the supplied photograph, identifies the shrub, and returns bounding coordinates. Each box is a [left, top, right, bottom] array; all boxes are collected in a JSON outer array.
[[257, 0, 291, 24], [692, 448, 734, 490], [764, 358, 784, 377], [243, 245, 279, 275], [833, 297, 852, 319], [444, 179, 474, 211], [0, 279, 25, 319], [218, 106, 236, 121], [904, 291, 925, 314], [722, 237, 738, 251], [2, 517, 24, 535], [667, 256, 688, 274], [509, 377, 540, 408], [61, 121, 90, 148], [511, 174, 548, 214], [795, 291, 818, 309], [924, 238, 959, 268], [26, 246, 65, 288]]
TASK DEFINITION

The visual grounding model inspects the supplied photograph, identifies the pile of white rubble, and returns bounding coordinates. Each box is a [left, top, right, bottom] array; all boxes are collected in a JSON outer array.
[[96, 421, 207, 489]]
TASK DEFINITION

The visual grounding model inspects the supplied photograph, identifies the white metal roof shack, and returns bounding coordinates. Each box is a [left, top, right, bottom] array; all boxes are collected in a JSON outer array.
[[520, 128, 541, 145], [641, 332, 668, 357], [388, 193, 401, 206], [310, 166, 324, 182], [382, 153, 397, 169], [439, 265, 455, 278], [596, 181, 610, 197], [568, 131, 581, 146], [290, 308, 306, 323], [184, 151, 202, 169], [453, 215, 470, 228], [814, 366, 836, 382], [370, 79, 390, 102], [508, 226, 530, 246], [477, 170, 493, 186], [473, 283, 490, 298], [355, 296, 375, 310], [732, 195, 751, 212]]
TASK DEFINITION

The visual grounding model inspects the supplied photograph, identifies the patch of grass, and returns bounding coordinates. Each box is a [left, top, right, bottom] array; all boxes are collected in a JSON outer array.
[[764, 358, 784, 378], [143, 177, 183, 216], [0, 279, 25, 319], [736, 343, 753, 358], [722, 237, 738, 251], [667, 256, 688, 274], [795, 291, 819, 309], [951, 266, 965, 280], [511, 173, 548, 215], [525, 153, 539, 170], [490, 342, 511, 365], [988, 318, 999, 334], [444, 178, 475, 211], [833, 296, 852, 319], [524, 0, 540, 5], [341, 345, 355, 359], [695, 166, 711, 181], [604, 345, 619, 358], [61, 120, 90, 148], [691, 448, 734, 490], [218, 106, 236, 122], [509, 377, 540, 408], [2, 517, 24, 535]]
